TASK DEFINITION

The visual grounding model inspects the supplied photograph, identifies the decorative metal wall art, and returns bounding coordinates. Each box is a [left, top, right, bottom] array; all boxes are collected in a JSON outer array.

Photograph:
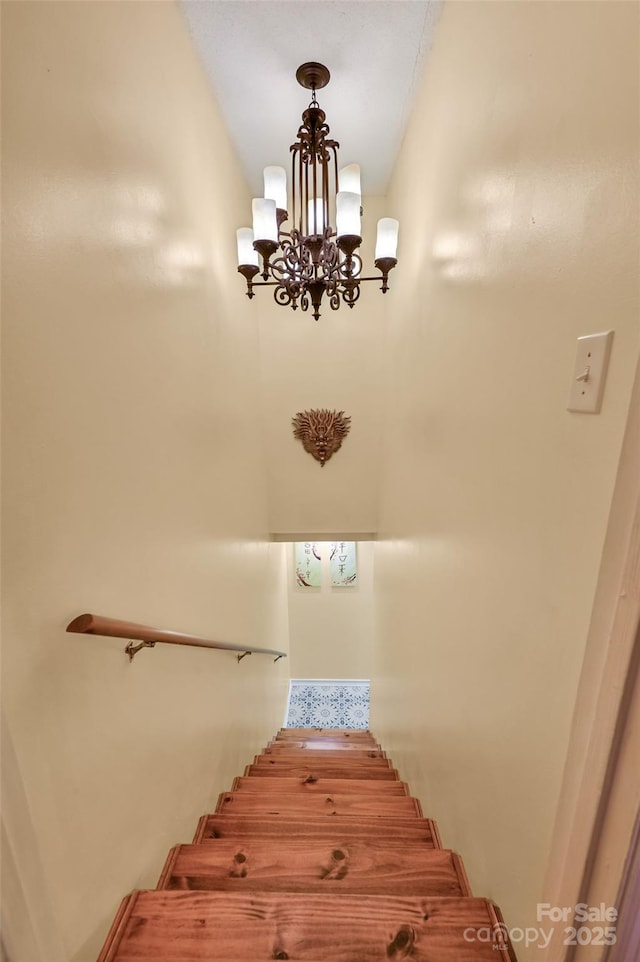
[[292, 409, 351, 466]]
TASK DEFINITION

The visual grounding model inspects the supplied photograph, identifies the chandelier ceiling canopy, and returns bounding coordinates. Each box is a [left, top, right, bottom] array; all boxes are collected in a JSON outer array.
[[236, 62, 399, 321]]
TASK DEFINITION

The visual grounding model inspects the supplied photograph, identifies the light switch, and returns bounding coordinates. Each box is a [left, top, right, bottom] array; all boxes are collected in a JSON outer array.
[[567, 331, 614, 414]]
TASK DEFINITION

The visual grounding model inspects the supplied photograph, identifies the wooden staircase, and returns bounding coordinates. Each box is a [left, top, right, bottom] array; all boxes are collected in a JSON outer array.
[[97, 729, 516, 960]]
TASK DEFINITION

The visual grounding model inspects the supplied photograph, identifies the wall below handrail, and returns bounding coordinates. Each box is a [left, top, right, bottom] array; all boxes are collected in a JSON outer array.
[[66, 613, 287, 662]]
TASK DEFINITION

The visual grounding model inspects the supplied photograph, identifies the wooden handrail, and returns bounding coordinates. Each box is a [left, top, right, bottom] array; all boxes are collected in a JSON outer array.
[[66, 613, 287, 663]]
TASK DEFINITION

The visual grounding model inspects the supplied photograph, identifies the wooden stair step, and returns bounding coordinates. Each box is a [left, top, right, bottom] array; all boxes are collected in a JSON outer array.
[[260, 748, 387, 760], [98, 891, 515, 961], [253, 752, 392, 768], [276, 728, 376, 739], [193, 813, 442, 846], [215, 791, 423, 817], [96, 728, 516, 961], [157, 840, 470, 896], [269, 735, 381, 747], [272, 730, 376, 737], [264, 741, 382, 752], [244, 763, 401, 780], [231, 775, 409, 795]]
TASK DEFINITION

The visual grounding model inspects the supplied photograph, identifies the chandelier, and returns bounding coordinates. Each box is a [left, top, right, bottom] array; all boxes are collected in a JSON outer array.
[[236, 62, 399, 321]]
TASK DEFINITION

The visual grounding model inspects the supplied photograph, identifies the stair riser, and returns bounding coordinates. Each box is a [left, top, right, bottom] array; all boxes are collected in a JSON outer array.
[[158, 842, 470, 896], [193, 814, 442, 846]]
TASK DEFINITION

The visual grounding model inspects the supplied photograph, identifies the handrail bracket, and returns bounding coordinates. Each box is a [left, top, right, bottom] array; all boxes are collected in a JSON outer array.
[[125, 640, 156, 662], [237, 651, 252, 663]]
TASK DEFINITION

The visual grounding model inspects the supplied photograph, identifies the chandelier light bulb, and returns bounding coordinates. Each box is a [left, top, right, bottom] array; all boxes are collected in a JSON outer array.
[[263, 166, 287, 212], [338, 164, 361, 198], [307, 197, 326, 235], [336, 191, 361, 238], [375, 218, 400, 260], [236, 228, 259, 267], [252, 198, 278, 242]]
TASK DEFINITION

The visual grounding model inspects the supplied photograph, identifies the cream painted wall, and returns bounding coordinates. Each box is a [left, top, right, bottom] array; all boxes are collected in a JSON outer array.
[[4, 2, 639, 959], [2, 4, 288, 960], [287, 542, 375, 679], [370, 1, 639, 957], [257, 199, 387, 536]]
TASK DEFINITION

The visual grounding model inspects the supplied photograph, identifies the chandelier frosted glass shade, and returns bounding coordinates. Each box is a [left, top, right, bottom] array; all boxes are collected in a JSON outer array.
[[263, 166, 288, 211], [336, 191, 361, 238], [375, 218, 400, 260], [236, 228, 259, 268], [236, 62, 399, 320], [338, 163, 361, 194], [251, 198, 278, 243], [307, 197, 327, 236]]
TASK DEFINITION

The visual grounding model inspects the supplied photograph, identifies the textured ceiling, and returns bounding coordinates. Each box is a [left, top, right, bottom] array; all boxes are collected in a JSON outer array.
[[180, 0, 442, 196]]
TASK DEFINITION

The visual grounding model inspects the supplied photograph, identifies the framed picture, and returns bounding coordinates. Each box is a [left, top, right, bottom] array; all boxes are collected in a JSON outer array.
[[329, 541, 357, 586], [294, 541, 322, 587]]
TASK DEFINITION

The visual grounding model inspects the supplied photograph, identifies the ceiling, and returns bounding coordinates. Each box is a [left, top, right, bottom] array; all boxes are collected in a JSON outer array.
[[180, 0, 443, 197]]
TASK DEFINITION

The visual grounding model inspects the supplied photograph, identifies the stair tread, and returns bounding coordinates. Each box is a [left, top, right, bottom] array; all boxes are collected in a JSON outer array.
[[98, 891, 513, 961], [265, 738, 382, 752], [271, 729, 377, 745], [277, 728, 375, 735], [158, 840, 470, 896], [260, 749, 387, 760], [253, 753, 392, 767], [231, 776, 408, 794], [193, 813, 441, 846], [215, 791, 423, 817], [275, 728, 375, 741], [244, 763, 400, 779], [264, 743, 384, 753]]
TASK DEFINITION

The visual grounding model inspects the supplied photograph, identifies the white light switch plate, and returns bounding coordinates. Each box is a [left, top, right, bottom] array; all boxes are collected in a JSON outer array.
[[567, 331, 614, 414]]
